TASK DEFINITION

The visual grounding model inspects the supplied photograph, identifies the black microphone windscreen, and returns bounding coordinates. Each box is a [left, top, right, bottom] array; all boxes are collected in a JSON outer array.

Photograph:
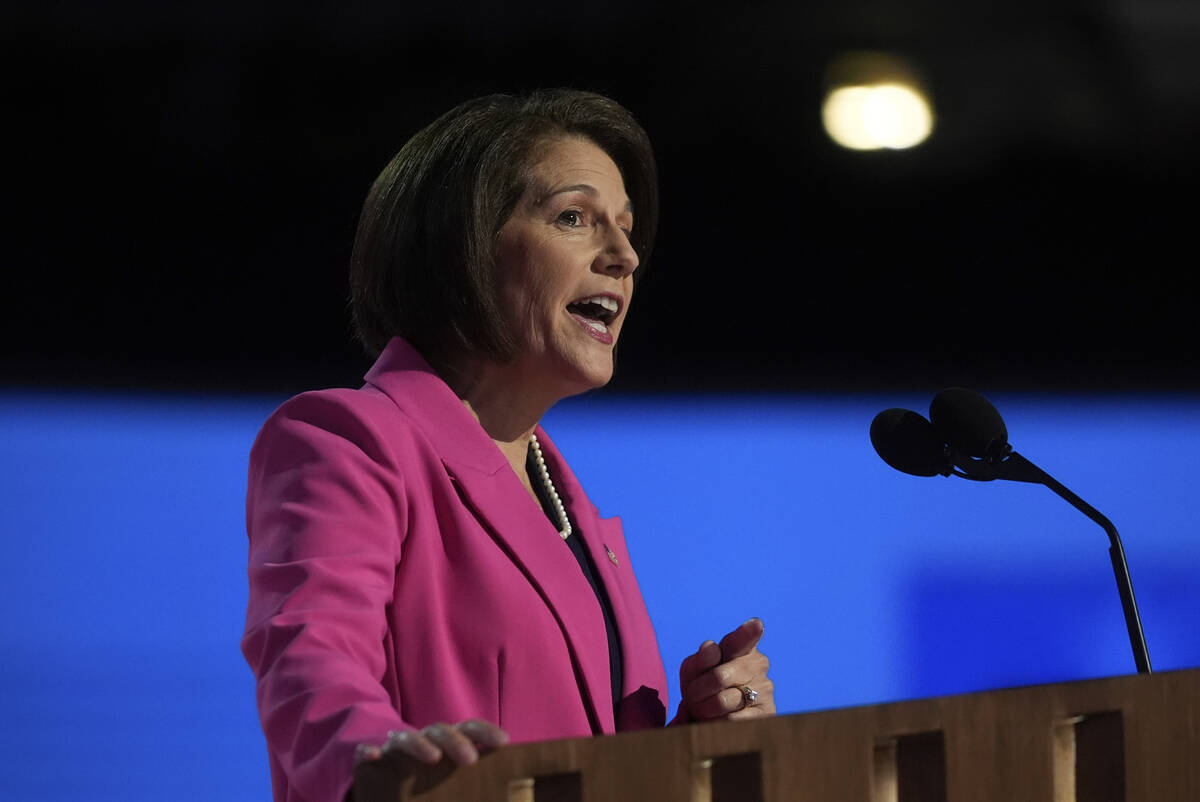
[[929, 387, 1008, 459], [870, 408, 947, 477]]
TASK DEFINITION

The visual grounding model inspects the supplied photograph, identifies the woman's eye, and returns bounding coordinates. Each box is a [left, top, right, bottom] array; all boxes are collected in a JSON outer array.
[[557, 210, 584, 227]]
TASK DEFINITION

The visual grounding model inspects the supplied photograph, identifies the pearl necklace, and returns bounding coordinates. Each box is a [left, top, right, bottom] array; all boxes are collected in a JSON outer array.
[[529, 433, 572, 540]]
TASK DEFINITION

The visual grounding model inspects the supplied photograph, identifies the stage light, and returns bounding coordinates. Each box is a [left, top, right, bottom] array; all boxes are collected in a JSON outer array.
[[822, 53, 934, 151]]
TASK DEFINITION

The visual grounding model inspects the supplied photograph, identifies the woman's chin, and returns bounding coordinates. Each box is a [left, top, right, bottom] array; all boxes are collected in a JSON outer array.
[[552, 352, 616, 397], [568, 366, 615, 396]]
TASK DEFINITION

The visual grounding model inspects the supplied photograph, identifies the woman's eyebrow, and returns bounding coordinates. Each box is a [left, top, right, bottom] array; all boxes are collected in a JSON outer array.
[[537, 183, 634, 214], [546, 182, 597, 198]]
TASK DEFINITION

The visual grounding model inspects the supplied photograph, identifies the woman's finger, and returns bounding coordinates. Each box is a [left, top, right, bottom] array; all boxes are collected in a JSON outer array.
[[393, 728, 445, 763], [683, 656, 776, 722], [687, 686, 750, 720], [421, 722, 482, 765], [699, 677, 775, 720], [357, 720, 509, 768], [677, 640, 722, 687], [359, 729, 443, 765], [457, 719, 510, 750], [727, 677, 776, 720], [717, 618, 764, 662], [682, 649, 769, 704], [726, 699, 775, 721]]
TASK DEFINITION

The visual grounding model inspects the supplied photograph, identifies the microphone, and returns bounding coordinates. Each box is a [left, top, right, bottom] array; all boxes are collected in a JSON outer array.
[[929, 387, 1008, 462], [870, 388, 1152, 674], [869, 408, 948, 477]]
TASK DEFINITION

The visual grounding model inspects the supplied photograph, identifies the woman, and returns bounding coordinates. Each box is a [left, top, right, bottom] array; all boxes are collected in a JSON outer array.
[[242, 89, 774, 802]]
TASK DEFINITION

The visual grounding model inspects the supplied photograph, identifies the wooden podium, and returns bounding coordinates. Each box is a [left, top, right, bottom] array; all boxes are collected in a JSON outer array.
[[355, 668, 1199, 801]]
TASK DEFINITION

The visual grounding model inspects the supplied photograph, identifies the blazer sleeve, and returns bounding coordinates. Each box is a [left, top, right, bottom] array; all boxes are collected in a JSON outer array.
[[241, 390, 410, 802]]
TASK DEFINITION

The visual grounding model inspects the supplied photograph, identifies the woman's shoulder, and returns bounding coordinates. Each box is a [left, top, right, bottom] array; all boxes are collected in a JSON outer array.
[[251, 384, 434, 474], [264, 384, 398, 427]]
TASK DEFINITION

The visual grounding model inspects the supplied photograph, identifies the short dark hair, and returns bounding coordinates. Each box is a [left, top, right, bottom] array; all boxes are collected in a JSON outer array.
[[349, 89, 659, 362]]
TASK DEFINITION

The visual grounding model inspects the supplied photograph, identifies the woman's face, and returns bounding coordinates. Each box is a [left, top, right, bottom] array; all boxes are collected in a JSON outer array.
[[494, 136, 639, 395]]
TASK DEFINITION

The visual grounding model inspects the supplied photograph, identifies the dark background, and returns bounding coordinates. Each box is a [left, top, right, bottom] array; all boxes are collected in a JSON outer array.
[[4, 0, 1197, 395]]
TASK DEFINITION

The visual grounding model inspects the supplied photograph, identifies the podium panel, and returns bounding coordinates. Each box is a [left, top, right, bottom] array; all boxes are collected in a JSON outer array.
[[355, 668, 1199, 802]]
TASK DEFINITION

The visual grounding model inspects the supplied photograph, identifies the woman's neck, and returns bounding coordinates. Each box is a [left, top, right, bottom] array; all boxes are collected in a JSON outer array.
[[437, 355, 560, 494]]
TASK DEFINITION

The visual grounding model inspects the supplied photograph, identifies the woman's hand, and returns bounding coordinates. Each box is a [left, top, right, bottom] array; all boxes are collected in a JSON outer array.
[[355, 720, 509, 767], [672, 618, 775, 723]]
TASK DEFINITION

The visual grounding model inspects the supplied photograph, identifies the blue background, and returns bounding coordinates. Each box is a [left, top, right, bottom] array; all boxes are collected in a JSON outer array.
[[1, 390, 1197, 800]]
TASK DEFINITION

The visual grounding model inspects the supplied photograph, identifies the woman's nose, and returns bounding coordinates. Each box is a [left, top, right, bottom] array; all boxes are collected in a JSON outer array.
[[597, 227, 639, 278]]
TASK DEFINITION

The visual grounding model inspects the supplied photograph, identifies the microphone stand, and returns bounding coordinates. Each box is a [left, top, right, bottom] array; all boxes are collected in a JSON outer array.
[[948, 448, 1153, 675]]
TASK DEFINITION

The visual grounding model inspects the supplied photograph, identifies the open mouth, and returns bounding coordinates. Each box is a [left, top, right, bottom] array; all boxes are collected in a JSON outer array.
[[566, 295, 620, 329]]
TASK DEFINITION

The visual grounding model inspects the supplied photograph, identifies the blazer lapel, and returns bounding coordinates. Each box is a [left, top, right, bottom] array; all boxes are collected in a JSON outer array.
[[533, 428, 664, 722], [363, 338, 616, 734], [442, 459, 615, 734]]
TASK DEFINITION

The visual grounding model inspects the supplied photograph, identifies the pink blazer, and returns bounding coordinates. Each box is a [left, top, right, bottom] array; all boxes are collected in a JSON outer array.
[[241, 337, 669, 802]]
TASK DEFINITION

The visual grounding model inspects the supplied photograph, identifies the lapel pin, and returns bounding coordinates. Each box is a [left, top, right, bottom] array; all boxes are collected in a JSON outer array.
[[605, 545, 619, 566]]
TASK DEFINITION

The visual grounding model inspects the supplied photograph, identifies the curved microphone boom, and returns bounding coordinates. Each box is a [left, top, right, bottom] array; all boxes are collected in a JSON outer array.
[[870, 388, 1152, 674]]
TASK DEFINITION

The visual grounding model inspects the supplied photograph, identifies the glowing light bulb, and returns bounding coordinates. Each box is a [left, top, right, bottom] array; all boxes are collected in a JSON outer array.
[[821, 53, 935, 151], [823, 83, 933, 150]]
